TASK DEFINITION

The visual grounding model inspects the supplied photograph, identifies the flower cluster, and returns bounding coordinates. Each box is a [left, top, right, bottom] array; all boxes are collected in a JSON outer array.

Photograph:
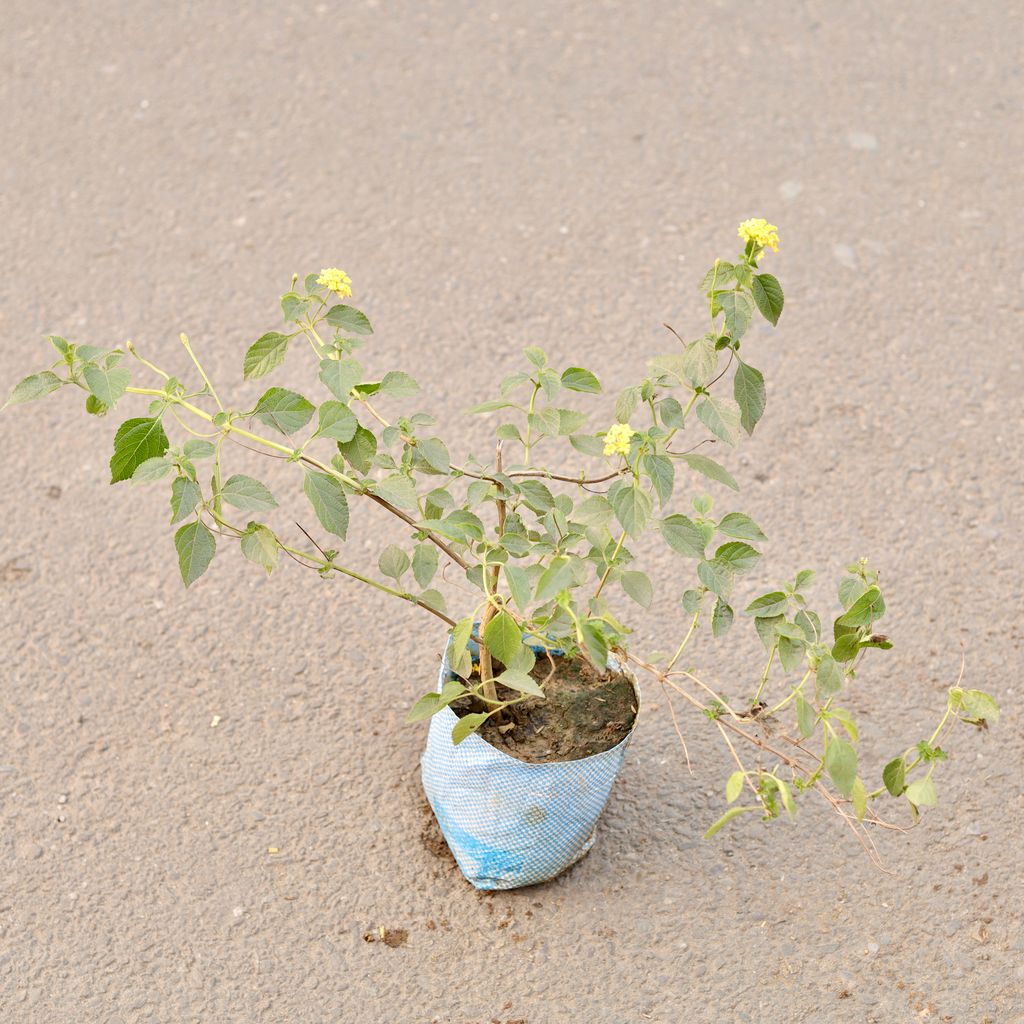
[[316, 267, 353, 298], [603, 422, 636, 457], [738, 218, 780, 253]]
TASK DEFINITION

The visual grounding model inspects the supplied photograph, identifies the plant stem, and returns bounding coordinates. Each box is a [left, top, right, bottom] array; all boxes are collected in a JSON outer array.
[[522, 382, 541, 465], [123, 385, 470, 570], [593, 530, 627, 600], [752, 646, 775, 704], [209, 507, 457, 628], [768, 668, 813, 716], [179, 334, 223, 411], [477, 442, 505, 707], [665, 610, 701, 672]]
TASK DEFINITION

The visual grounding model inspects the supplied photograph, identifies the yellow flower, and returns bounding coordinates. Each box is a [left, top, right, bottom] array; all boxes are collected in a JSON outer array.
[[603, 422, 636, 457], [737, 218, 780, 253], [316, 267, 353, 298]]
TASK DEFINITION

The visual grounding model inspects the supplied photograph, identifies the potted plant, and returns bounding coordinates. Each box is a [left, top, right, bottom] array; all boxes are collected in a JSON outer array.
[[6, 222, 998, 890]]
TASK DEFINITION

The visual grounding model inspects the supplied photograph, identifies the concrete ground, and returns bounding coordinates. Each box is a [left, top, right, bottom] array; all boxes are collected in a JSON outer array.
[[2, 2, 1022, 1021]]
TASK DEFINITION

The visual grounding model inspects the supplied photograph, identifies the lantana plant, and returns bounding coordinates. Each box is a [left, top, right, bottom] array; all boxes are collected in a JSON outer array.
[[6, 220, 998, 862]]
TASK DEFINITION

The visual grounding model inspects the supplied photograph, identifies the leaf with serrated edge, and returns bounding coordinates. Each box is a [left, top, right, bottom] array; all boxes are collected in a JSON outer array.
[[243, 333, 290, 380], [220, 474, 278, 512], [174, 520, 216, 588], [303, 471, 349, 538]]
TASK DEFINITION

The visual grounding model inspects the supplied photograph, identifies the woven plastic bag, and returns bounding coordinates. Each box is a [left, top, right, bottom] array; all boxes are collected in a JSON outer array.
[[421, 638, 639, 890]]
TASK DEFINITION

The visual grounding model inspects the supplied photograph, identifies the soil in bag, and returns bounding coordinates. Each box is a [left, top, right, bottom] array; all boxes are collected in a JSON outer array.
[[449, 654, 637, 764]]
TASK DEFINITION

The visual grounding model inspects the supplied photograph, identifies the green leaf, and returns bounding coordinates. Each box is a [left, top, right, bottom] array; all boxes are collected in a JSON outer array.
[[407, 679, 469, 723], [220, 474, 278, 512], [85, 394, 108, 416], [572, 495, 614, 527], [303, 470, 350, 539], [412, 544, 439, 588], [183, 440, 216, 460], [579, 620, 609, 667], [378, 370, 419, 398], [374, 474, 419, 510], [503, 564, 532, 610], [560, 367, 602, 393], [449, 617, 475, 674], [131, 457, 173, 483], [466, 398, 516, 414], [82, 360, 129, 408], [717, 512, 766, 542], [777, 778, 797, 820], [717, 290, 755, 340], [281, 292, 311, 322], [681, 453, 739, 492], [815, 654, 844, 700], [318, 357, 363, 401], [243, 332, 291, 380], [497, 669, 545, 698], [660, 513, 706, 558], [315, 401, 358, 442], [524, 345, 547, 368], [905, 777, 937, 808], [725, 771, 745, 804], [483, 611, 522, 665], [615, 386, 640, 424], [837, 585, 885, 628], [714, 541, 760, 572], [697, 396, 742, 446], [642, 452, 675, 506], [712, 598, 734, 638], [325, 304, 373, 335], [336, 424, 377, 474], [825, 738, 857, 797], [416, 437, 450, 473], [831, 633, 862, 663], [535, 557, 574, 602], [838, 576, 868, 610], [170, 477, 202, 524], [609, 482, 652, 538], [697, 558, 734, 599], [420, 510, 484, 543], [703, 805, 757, 839], [851, 777, 867, 821], [733, 359, 766, 435], [378, 544, 410, 580], [777, 635, 805, 673], [174, 520, 216, 588], [795, 694, 816, 738], [253, 387, 315, 435], [701, 261, 735, 292], [516, 479, 555, 513], [240, 523, 279, 574], [952, 688, 1000, 725], [682, 337, 718, 386], [621, 570, 654, 609], [659, 396, 686, 428], [110, 417, 170, 484], [4, 370, 63, 407], [882, 757, 907, 797], [569, 433, 605, 457], [751, 273, 784, 326], [452, 712, 490, 745], [744, 591, 789, 617], [406, 691, 441, 723]]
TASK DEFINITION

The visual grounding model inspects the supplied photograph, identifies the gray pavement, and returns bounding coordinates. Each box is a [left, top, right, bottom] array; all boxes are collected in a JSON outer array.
[[1, 2, 1022, 1021]]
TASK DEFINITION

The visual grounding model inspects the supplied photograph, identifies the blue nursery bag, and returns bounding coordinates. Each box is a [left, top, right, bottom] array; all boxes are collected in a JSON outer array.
[[420, 639, 639, 890]]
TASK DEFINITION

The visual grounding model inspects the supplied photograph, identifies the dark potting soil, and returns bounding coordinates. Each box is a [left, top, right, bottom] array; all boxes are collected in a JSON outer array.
[[450, 654, 637, 764]]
